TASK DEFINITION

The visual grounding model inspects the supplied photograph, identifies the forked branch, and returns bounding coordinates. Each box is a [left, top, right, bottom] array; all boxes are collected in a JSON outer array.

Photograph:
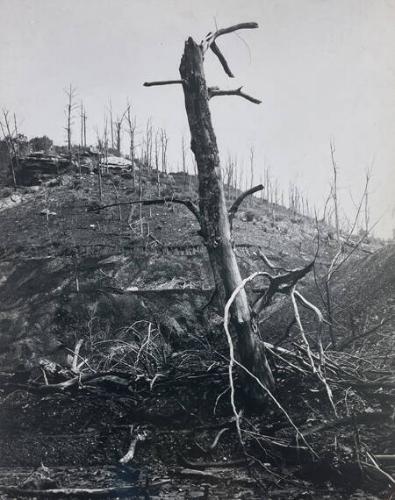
[[202, 22, 259, 50], [202, 22, 259, 77]]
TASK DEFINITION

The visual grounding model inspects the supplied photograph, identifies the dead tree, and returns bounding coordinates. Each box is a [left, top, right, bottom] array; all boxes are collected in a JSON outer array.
[[181, 136, 188, 188], [0, 110, 18, 188], [264, 165, 272, 205], [364, 168, 371, 236], [144, 119, 153, 172], [95, 128, 103, 202], [114, 110, 127, 157], [144, 22, 278, 402], [103, 118, 109, 173], [330, 140, 340, 241], [320, 170, 373, 349], [154, 130, 161, 195], [160, 128, 168, 174], [109, 99, 114, 150], [224, 155, 234, 201], [249, 147, 255, 207], [65, 84, 77, 158], [80, 103, 87, 149], [125, 104, 137, 187]]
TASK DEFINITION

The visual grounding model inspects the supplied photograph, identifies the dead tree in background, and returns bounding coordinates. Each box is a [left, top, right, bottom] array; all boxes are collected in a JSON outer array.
[[143, 119, 153, 172], [264, 165, 272, 205], [144, 22, 278, 403], [249, 146, 255, 207], [364, 168, 371, 236], [65, 85, 77, 158], [154, 130, 161, 195], [80, 103, 87, 149], [114, 110, 127, 157], [181, 136, 187, 188], [103, 118, 109, 173], [225, 154, 235, 201], [160, 129, 168, 174], [95, 128, 103, 202], [320, 169, 373, 349], [109, 100, 114, 150], [125, 104, 137, 188], [0, 110, 19, 189], [330, 140, 340, 241]]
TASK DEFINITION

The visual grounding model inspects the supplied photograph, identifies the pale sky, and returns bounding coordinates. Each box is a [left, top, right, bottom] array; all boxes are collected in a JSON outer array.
[[1, 0, 394, 237]]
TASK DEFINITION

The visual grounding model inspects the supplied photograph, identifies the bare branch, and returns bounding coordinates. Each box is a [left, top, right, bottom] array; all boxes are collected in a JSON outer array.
[[228, 184, 264, 227], [143, 80, 184, 87], [210, 41, 234, 77], [208, 86, 261, 104], [203, 22, 259, 49], [201, 23, 259, 77]]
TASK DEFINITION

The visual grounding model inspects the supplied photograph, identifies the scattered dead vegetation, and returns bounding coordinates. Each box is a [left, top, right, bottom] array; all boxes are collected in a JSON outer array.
[[0, 153, 392, 499]]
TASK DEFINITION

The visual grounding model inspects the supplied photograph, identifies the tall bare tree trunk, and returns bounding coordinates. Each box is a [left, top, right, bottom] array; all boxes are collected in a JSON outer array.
[[125, 104, 136, 188], [179, 38, 274, 403], [330, 140, 340, 241], [65, 85, 75, 158]]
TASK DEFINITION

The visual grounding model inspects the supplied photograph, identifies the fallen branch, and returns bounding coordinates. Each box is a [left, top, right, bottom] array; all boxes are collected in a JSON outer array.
[[223, 271, 317, 456], [290, 287, 316, 373], [6, 371, 133, 394], [178, 455, 247, 469], [302, 410, 392, 438], [209, 427, 230, 450], [71, 339, 83, 373], [175, 468, 220, 482], [119, 425, 147, 464], [293, 289, 336, 415], [365, 451, 395, 485], [0, 481, 170, 498], [175, 468, 256, 486]]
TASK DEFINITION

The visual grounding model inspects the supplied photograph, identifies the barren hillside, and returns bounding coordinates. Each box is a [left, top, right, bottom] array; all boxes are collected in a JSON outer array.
[[0, 165, 393, 499]]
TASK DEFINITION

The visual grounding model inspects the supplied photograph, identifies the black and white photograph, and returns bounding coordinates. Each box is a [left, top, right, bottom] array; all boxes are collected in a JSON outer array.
[[0, 1, 394, 498]]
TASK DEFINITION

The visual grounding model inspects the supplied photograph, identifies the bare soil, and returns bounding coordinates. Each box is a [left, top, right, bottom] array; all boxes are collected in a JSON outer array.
[[0, 171, 393, 499]]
